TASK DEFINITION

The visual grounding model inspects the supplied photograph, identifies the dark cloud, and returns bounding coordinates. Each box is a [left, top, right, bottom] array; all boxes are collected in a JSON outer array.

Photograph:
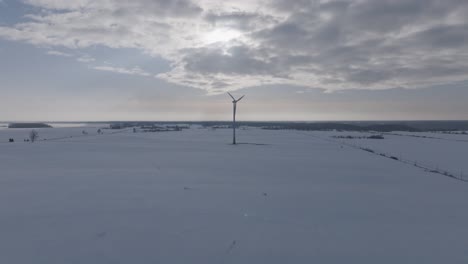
[[112, 0, 203, 18], [406, 24, 468, 49], [347, 0, 430, 33], [183, 46, 275, 75], [2, 0, 468, 92], [269, 0, 319, 12], [24, 0, 203, 17], [204, 11, 276, 31], [211, 0, 468, 89], [254, 22, 311, 51]]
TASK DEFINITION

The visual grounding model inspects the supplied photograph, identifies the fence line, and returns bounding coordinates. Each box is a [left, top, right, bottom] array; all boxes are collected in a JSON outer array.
[[298, 131, 467, 183]]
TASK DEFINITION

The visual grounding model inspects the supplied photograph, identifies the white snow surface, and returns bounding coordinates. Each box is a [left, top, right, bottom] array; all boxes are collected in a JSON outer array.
[[323, 130, 468, 177], [1, 126, 468, 264]]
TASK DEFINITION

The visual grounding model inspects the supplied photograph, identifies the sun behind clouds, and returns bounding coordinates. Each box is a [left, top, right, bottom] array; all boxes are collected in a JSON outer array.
[[201, 28, 242, 44]]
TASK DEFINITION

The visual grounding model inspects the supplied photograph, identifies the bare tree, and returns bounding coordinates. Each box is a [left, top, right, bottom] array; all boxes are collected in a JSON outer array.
[[29, 130, 39, 143]]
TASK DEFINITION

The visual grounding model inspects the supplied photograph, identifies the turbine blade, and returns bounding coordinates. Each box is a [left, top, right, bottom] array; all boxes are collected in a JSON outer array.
[[227, 92, 235, 100], [236, 95, 245, 102]]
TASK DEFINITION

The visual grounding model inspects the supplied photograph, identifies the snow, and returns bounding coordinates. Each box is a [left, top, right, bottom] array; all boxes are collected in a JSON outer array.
[[1, 126, 468, 263], [322, 130, 468, 177]]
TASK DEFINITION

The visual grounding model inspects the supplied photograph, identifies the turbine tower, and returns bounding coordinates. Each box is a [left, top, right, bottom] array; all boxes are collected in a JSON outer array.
[[228, 92, 245, 145]]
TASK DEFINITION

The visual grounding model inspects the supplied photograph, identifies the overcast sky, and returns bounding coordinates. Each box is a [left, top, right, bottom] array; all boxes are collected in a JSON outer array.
[[1, 0, 468, 121]]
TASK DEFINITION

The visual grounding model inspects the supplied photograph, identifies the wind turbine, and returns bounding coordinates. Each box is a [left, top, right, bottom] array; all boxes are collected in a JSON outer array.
[[228, 92, 245, 145]]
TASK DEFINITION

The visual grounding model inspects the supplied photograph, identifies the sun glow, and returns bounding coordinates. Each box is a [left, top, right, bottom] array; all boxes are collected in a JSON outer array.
[[202, 28, 242, 44]]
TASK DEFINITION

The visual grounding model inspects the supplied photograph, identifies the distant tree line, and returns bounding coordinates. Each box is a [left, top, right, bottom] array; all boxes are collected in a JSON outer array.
[[8, 123, 52, 128]]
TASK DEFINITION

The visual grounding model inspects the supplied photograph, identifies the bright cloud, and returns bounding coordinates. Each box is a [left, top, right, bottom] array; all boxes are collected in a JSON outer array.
[[91, 65, 152, 77], [76, 55, 95, 63], [46, 50, 73, 57]]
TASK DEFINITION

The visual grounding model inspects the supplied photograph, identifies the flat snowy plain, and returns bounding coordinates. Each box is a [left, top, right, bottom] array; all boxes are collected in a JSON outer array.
[[1, 126, 468, 263]]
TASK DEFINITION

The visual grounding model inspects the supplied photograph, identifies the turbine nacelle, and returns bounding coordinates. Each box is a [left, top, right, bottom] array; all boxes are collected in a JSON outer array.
[[228, 92, 245, 103]]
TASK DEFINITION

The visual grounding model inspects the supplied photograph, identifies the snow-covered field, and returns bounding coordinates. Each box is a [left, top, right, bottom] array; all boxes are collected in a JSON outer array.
[[1, 126, 468, 264], [322, 130, 468, 178]]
